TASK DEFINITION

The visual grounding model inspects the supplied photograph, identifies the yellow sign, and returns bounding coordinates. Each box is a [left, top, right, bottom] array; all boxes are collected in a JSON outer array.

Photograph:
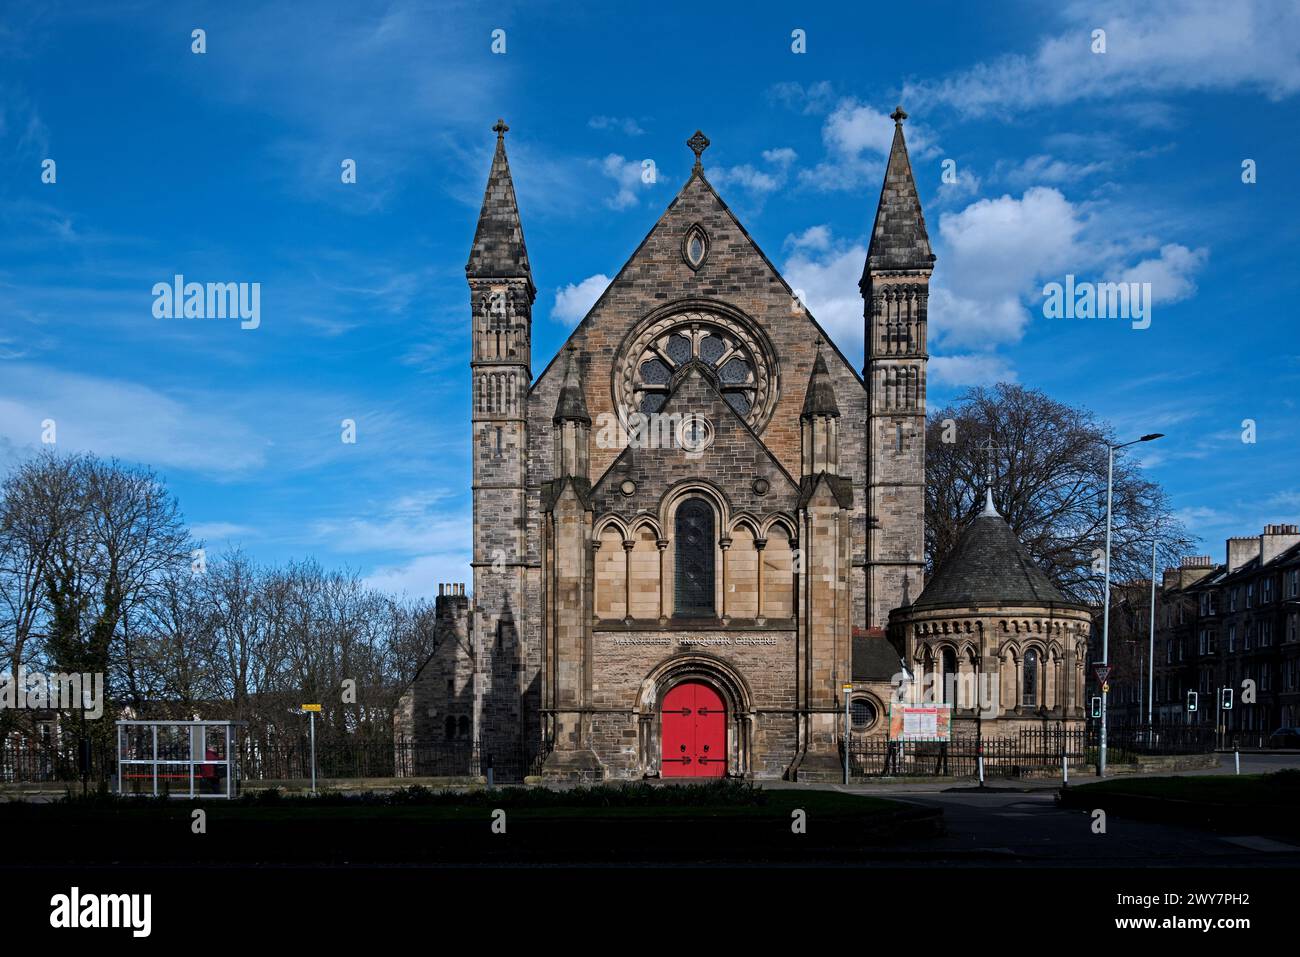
[[842, 685, 854, 693], [1101, 683, 1110, 695], [301, 704, 321, 712]]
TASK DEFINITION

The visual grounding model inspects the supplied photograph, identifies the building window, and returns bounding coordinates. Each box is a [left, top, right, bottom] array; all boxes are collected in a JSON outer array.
[[674, 498, 716, 617], [457, 716, 470, 739], [850, 698, 878, 732], [941, 648, 957, 705], [444, 716, 456, 740], [1247, 584, 1255, 608], [1022, 649, 1039, 708], [1263, 578, 1273, 603], [1228, 625, 1236, 653]]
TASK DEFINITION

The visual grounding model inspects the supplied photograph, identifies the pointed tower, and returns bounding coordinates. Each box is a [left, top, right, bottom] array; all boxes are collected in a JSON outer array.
[[540, 345, 602, 780], [467, 119, 533, 763], [861, 106, 934, 629], [793, 341, 855, 781], [800, 342, 841, 475]]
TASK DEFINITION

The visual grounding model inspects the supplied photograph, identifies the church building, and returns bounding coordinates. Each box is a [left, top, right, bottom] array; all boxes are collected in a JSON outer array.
[[395, 110, 1089, 782]]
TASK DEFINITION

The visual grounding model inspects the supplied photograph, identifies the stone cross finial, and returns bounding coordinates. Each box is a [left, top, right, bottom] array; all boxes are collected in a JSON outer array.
[[687, 130, 710, 170], [493, 118, 509, 139], [977, 436, 1002, 515], [890, 105, 908, 124]]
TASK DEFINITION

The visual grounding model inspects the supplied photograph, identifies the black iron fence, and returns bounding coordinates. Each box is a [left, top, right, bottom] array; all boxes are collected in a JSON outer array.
[[848, 728, 1089, 779], [5, 723, 1217, 786], [848, 722, 1219, 778], [2, 736, 548, 786]]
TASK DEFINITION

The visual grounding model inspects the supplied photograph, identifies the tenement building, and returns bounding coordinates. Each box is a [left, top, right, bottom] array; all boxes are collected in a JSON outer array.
[[395, 112, 1087, 781], [1145, 525, 1300, 737]]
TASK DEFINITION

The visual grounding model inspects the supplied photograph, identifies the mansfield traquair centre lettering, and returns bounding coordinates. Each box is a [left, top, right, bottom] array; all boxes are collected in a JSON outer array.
[[610, 636, 782, 647]]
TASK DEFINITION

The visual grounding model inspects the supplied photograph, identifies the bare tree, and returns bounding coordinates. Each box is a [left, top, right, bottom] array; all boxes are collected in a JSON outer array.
[[926, 384, 1193, 605]]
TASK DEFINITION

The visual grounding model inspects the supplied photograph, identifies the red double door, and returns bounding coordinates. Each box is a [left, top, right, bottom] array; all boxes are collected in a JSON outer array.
[[661, 681, 726, 777]]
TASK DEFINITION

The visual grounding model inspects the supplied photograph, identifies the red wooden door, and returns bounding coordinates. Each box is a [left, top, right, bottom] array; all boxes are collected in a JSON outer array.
[[660, 681, 726, 778]]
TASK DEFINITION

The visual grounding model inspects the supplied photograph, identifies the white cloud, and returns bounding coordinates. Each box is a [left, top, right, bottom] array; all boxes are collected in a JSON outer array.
[[1109, 243, 1208, 303], [589, 115, 645, 136], [782, 241, 869, 356], [599, 154, 652, 210], [799, 99, 935, 192], [762, 147, 797, 167], [190, 522, 259, 542], [929, 354, 1018, 387], [552, 274, 611, 326], [904, 0, 1300, 117], [0, 364, 268, 476], [363, 552, 472, 600], [1000, 154, 1112, 186], [767, 80, 837, 114], [933, 186, 1088, 348], [784, 225, 832, 252]]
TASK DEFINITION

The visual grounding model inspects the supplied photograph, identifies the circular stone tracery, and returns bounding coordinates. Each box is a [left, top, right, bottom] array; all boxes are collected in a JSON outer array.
[[615, 309, 778, 431]]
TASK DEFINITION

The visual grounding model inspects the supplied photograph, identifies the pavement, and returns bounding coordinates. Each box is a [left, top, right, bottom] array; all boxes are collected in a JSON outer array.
[[756, 751, 1300, 867]]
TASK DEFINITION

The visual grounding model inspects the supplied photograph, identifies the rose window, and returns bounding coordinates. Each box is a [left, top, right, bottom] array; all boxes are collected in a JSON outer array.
[[620, 312, 775, 428]]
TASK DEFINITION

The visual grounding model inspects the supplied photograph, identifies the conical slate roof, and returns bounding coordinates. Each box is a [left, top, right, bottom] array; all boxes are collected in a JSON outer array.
[[466, 120, 532, 284], [552, 348, 590, 424], [862, 107, 934, 277], [801, 348, 841, 418], [911, 500, 1081, 611]]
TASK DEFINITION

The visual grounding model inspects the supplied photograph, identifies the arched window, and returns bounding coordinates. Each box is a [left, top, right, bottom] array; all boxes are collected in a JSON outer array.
[[444, 716, 456, 740], [674, 498, 715, 617], [1022, 649, 1039, 708], [457, 716, 470, 739], [941, 648, 957, 705]]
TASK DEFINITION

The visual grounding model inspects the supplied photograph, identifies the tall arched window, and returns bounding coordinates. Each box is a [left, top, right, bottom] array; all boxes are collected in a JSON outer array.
[[674, 498, 715, 617], [941, 648, 957, 705], [1022, 649, 1039, 708]]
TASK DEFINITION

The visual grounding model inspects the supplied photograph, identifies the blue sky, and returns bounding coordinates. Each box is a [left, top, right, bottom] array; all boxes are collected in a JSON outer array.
[[1, 0, 1297, 596]]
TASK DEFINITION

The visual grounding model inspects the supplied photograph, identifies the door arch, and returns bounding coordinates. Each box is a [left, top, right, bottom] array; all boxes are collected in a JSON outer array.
[[660, 680, 726, 777]]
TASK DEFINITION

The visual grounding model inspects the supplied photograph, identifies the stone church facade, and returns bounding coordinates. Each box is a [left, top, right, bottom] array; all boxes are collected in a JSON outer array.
[[395, 111, 1088, 781]]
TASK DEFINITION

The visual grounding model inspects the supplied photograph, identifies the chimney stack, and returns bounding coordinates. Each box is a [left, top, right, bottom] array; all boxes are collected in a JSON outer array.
[[1261, 523, 1300, 565]]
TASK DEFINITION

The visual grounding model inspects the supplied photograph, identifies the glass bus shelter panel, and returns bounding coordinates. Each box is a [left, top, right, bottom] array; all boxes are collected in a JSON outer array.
[[120, 726, 154, 761]]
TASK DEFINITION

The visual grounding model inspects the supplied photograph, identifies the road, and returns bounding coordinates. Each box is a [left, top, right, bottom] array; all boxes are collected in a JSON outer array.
[[789, 752, 1300, 867]]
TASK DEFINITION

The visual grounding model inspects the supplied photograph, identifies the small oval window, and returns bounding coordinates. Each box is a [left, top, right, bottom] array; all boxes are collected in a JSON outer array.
[[684, 226, 708, 269]]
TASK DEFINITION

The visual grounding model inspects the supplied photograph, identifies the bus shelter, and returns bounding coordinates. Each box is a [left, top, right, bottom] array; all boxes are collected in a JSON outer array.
[[116, 720, 245, 798]]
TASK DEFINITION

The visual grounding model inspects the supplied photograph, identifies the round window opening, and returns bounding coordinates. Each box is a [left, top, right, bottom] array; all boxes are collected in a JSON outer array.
[[850, 698, 878, 732]]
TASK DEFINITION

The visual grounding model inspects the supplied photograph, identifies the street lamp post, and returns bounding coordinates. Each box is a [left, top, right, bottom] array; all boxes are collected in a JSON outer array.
[[1100, 433, 1164, 777], [1148, 536, 1157, 729]]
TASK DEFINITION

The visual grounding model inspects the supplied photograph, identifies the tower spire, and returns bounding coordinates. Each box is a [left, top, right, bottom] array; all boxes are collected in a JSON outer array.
[[467, 118, 534, 297], [861, 105, 933, 281]]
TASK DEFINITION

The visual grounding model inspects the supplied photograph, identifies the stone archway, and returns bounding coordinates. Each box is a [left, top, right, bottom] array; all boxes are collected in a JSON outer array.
[[637, 653, 754, 778]]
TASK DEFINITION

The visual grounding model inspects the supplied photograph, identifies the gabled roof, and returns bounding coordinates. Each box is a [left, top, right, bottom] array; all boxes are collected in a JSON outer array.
[[530, 163, 866, 392], [587, 362, 799, 515], [466, 120, 533, 290], [861, 108, 934, 281], [910, 502, 1085, 612]]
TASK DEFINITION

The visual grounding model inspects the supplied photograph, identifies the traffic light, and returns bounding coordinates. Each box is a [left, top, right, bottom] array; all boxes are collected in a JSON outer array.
[[1187, 690, 1198, 712], [1090, 696, 1102, 718], [1222, 687, 1233, 711]]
